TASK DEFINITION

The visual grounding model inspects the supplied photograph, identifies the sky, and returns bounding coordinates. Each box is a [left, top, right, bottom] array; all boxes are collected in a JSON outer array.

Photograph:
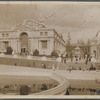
[[0, 2, 100, 43]]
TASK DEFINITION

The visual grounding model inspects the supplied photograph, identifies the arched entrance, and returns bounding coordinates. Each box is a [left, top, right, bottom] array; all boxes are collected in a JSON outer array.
[[20, 32, 28, 54]]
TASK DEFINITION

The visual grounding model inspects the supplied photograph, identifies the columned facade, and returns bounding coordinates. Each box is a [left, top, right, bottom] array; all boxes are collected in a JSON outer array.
[[0, 19, 66, 55]]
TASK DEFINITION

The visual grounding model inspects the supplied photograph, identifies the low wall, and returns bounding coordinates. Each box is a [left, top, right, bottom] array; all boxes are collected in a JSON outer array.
[[34, 72, 69, 95], [95, 63, 100, 70], [0, 57, 57, 69], [0, 65, 69, 95]]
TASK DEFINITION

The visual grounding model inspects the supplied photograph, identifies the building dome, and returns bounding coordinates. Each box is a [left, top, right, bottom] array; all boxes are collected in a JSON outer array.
[[75, 46, 80, 50]]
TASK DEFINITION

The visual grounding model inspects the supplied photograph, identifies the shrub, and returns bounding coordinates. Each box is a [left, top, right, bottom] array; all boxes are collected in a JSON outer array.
[[51, 50, 58, 57], [20, 85, 29, 95], [6, 46, 13, 54], [33, 49, 39, 56]]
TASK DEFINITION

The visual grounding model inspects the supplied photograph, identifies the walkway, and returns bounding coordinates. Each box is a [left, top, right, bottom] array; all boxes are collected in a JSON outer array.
[[0, 64, 100, 89]]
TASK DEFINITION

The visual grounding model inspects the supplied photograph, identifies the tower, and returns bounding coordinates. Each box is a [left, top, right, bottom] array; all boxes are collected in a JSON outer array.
[[66, 32, 71, 45], [66, 32, 71, 57]]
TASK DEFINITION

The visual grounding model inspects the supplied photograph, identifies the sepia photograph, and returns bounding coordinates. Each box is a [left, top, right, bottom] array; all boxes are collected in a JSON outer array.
[[0, 1, 100, 98]]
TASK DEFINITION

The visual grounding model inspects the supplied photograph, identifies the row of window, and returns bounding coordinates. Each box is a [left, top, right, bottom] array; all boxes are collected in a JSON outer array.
[[1, 32, 48, 37], [40, 32, 48, 36], [2, 33, 9, 37]]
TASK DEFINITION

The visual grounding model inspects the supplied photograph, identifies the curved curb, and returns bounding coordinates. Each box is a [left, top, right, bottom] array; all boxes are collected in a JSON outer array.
[[34, 72, 69, 95]]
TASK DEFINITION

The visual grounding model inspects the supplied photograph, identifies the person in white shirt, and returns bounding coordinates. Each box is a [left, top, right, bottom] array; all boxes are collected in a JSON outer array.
[[91, 56, 96, 68], [52, 64, 55, 71]]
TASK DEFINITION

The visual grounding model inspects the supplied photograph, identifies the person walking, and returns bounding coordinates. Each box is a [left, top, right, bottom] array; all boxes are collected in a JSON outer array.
[[41, 63, 44, 68], [75, 56, 78, 64], [52, 64, 55, 71], [69, 66, 72, 72], [85, 57, 88, 64]]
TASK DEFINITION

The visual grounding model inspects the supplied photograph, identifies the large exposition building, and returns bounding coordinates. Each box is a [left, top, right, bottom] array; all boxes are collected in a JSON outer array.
[[90, 31, 100, 59], [0, 19, 66, 55]]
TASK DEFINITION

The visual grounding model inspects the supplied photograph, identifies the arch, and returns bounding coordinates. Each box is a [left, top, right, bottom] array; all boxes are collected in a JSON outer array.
[[20, 32, 27, 36], [20, 32, 28, 54]]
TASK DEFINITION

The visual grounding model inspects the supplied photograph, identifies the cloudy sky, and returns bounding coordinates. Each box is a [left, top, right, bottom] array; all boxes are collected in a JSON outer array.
[[0, 2, 100, 43]]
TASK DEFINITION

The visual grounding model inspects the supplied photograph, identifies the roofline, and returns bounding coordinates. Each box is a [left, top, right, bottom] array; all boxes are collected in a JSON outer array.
[[53, 29, 66, 43], [0, 28, 55, 32]]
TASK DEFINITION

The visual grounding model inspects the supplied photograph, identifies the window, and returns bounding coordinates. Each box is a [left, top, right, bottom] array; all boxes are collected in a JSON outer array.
[[3, 41, 9, 49], [6, 33, 9, 37], [41, 40, 47, 49], [40, 32, 43, 36], [2, 33, 5, 37], [45, 32, 48, 36], [5, 42, 9, 49]]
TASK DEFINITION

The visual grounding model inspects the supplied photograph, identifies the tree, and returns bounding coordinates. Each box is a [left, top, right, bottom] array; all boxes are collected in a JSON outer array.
[[51, 50, 58, 57], [33, 49, 39, 56], [6, 46, 13, 54]]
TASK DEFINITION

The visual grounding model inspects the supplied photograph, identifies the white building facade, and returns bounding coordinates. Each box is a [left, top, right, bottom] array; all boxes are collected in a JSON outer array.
[[0, 20, 66, 55], [90, 31, 100, 59]]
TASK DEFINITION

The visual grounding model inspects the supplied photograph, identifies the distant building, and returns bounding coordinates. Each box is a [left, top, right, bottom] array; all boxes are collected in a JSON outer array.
[[90, 31, 100, 59], [66, 33, 91, 58], [0, 19, 66, 55]]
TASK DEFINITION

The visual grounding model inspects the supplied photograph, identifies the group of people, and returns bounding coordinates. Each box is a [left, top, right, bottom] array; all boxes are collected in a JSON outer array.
[[41, 54, 97, 71], [41, 63, 46, 69], [67, 87, 98, 95], [66, 63, 97, 72], [66, 66, 86, 72], [85, 54, 97, 70], [84, 54, 96, 64], [41, 63, 57, 70]]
